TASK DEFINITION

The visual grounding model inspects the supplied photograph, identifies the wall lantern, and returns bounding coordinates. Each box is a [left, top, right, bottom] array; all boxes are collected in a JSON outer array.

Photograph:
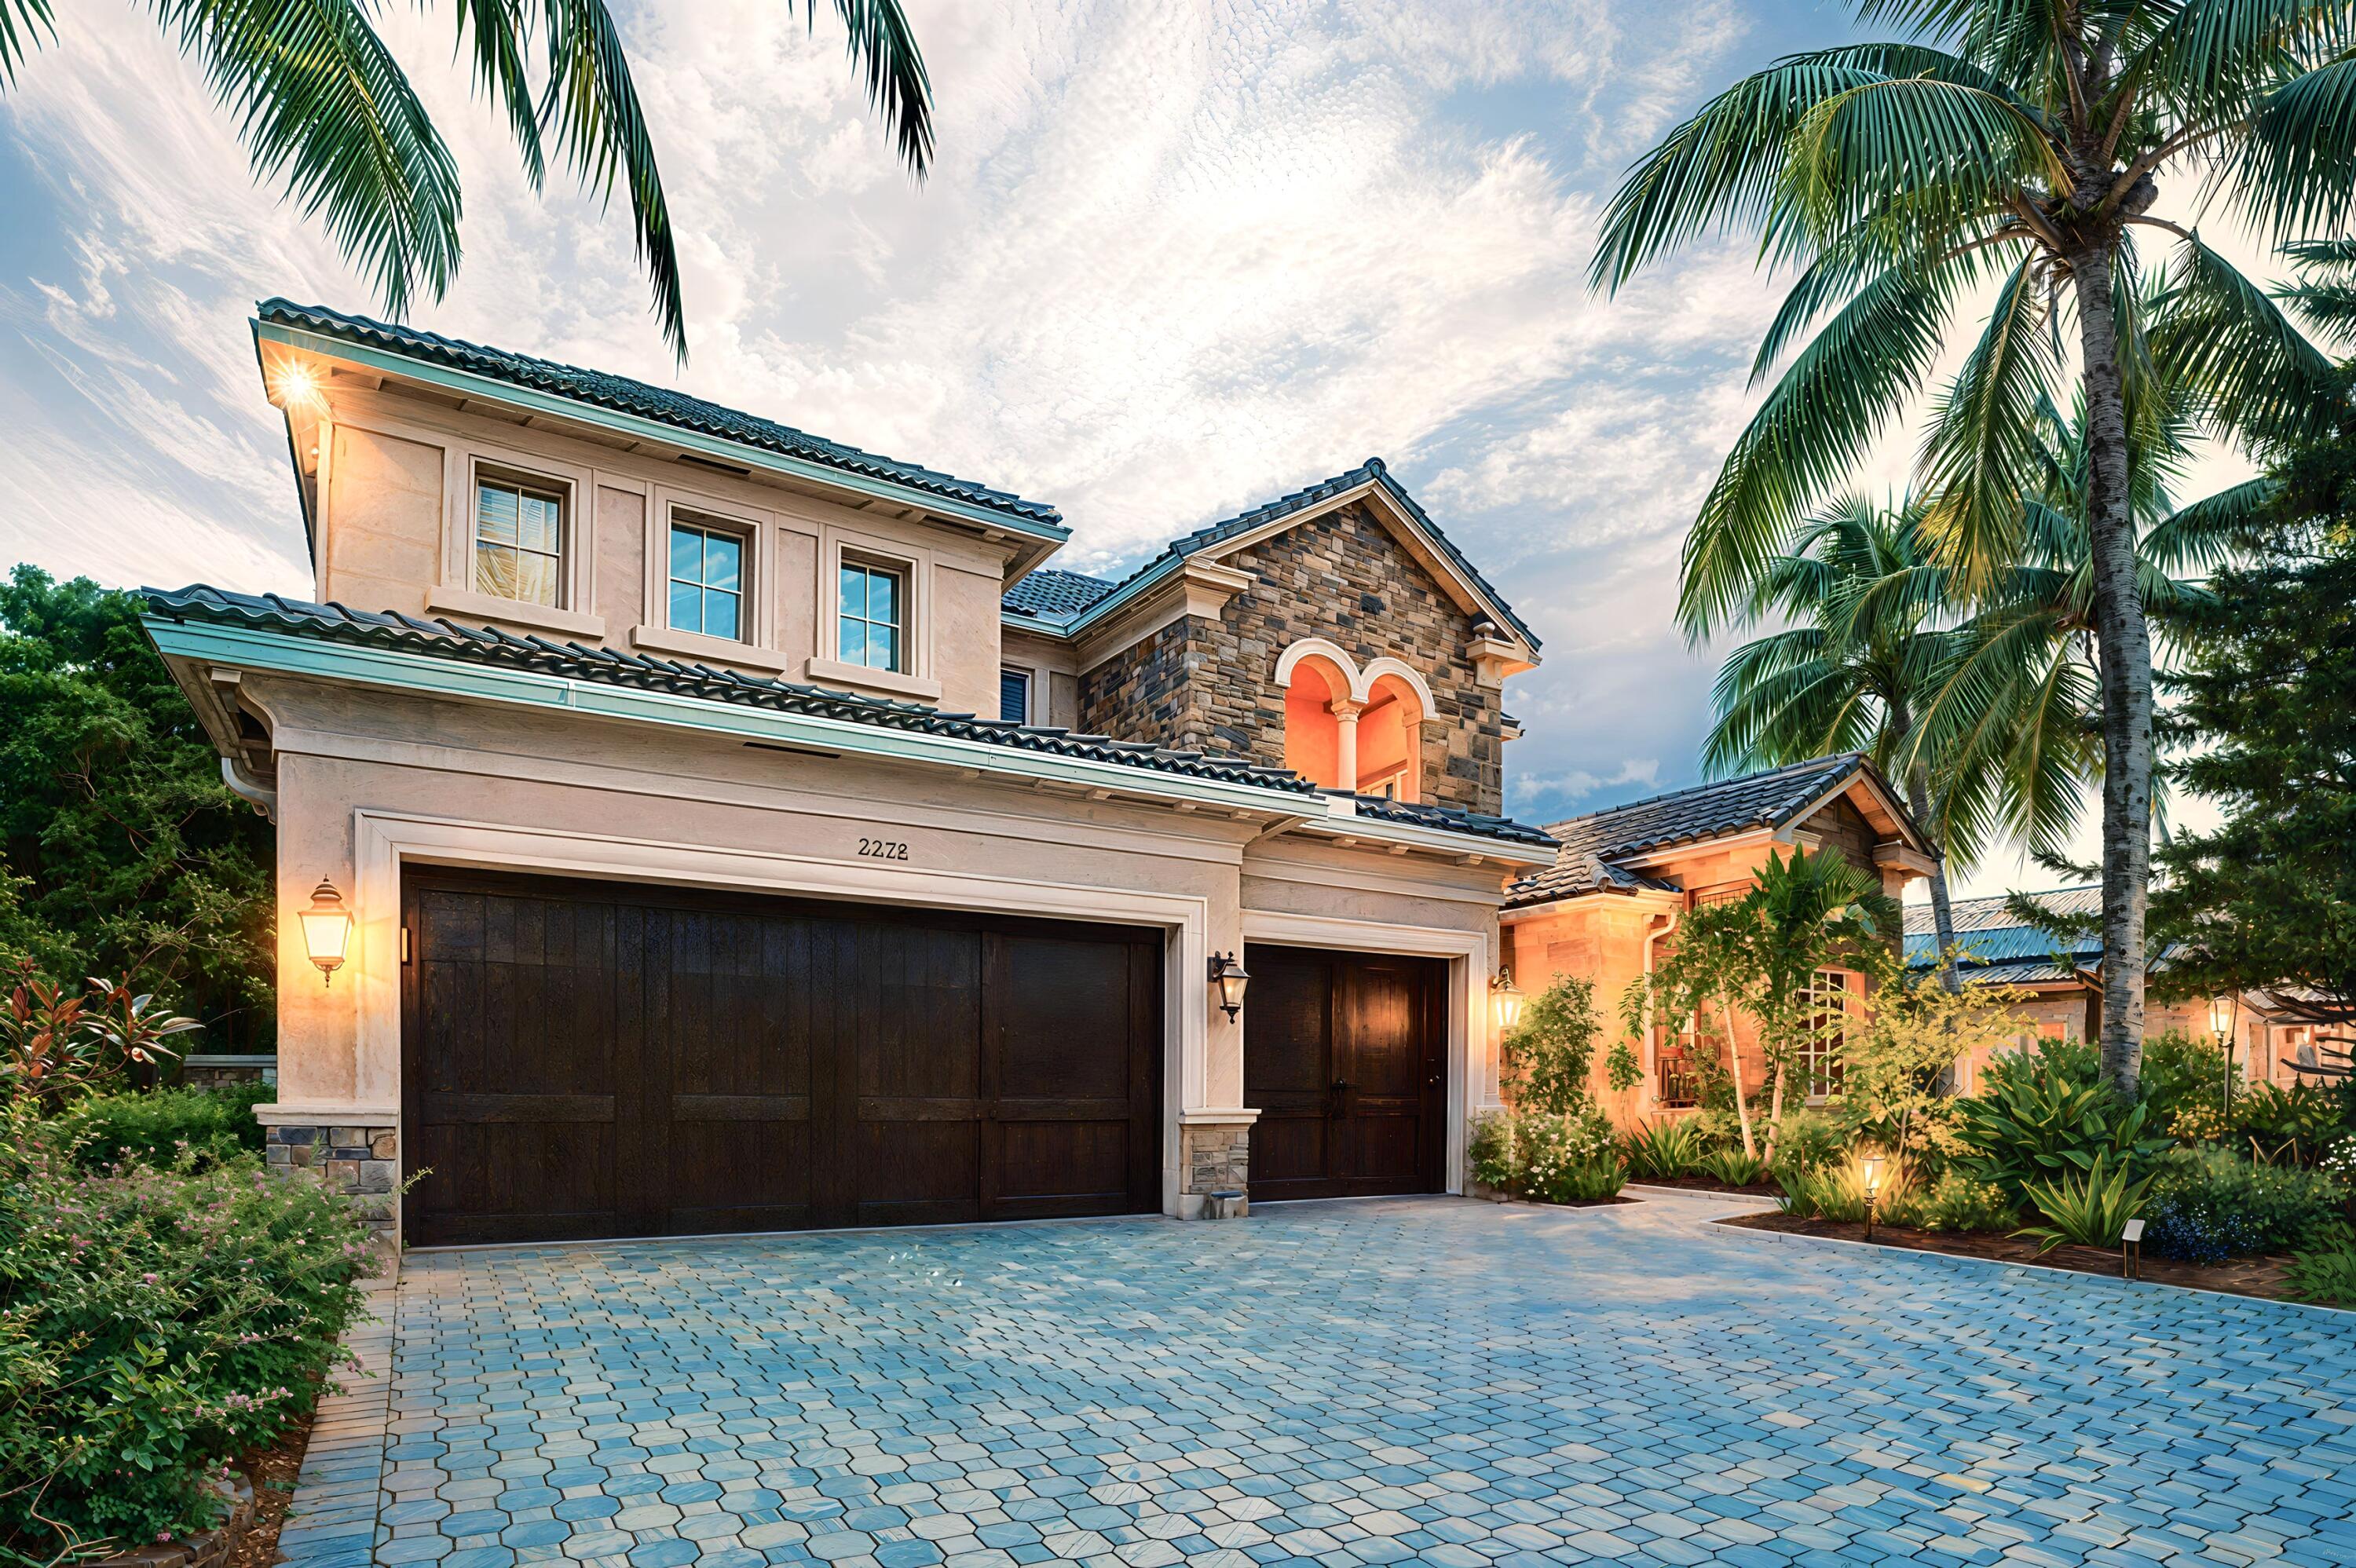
[[299, 876, 355, 986], [1208, 952, 1251, 1021], [1491, 967, 1526, 1032]]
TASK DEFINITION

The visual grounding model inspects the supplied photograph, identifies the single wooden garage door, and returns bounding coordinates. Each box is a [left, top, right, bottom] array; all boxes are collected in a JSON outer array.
[[400, 868, 1162, 1246], [1242, 944, 1446, 1201]]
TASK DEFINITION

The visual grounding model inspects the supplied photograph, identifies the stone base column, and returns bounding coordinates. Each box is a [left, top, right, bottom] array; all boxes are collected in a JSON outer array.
[[265, 1121, 399, 1246], [1176, 1113, 1254, 1219]]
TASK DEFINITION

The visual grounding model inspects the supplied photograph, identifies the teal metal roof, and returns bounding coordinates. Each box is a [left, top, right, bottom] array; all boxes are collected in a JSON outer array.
[[257, 301, 1064, 532]]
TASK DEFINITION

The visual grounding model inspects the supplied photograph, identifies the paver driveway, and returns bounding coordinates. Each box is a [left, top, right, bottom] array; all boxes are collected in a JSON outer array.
[[279, 1191, 2356, 1568]]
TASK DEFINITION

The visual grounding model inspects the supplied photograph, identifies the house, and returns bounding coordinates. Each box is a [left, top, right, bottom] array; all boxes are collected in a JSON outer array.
[[140, 301, 1559, 1245], [1904, 888, 2300, 1092], [1500, 754, 1940, 1123]]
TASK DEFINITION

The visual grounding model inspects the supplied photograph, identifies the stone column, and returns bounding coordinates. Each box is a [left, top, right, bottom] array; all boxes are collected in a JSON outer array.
[[1329, 697, 1364, 794]]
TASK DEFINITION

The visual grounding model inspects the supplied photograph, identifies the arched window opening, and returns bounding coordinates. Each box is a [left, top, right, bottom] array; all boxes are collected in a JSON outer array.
[[1355, 673, 1424, 802], [1275, 641, 1429, 802]]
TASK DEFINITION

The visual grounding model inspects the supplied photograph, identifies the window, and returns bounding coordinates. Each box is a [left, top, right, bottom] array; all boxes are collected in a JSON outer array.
[[668, 520, 744, 640], [1801, 970, 1852, 1099], [475, 477, 565, 606], [839, 559, 905, 671], [999, 667, 1031, 724]]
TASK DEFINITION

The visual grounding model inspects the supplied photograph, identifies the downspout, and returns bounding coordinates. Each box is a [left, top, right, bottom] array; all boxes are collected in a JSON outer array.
[[1642, 904, 1681, 1111], [221, 756, 278, 822]]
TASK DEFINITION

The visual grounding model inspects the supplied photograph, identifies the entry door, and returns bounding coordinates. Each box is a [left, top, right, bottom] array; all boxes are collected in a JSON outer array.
[[1243, 944, 1446, 1201], [400, 868, 1161, 1245]]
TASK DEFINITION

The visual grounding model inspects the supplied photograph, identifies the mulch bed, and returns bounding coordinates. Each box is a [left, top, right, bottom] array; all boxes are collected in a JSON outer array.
[[223, 1409, 314, 1568], [1720, 1212, 2319, 1303], [1626, 1174, 1780, 1197]]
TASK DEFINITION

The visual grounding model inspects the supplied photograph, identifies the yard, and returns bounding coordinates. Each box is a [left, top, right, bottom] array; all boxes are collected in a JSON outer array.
[[274, 1192, 2356, 1568]]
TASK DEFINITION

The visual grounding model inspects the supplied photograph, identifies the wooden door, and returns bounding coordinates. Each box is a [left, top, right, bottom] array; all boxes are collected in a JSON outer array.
[[1242, 944, 1445, 1201], [401, 869, 1161, 1245]]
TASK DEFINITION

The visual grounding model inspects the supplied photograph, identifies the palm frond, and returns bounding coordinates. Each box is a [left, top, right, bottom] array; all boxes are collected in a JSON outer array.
[[0, 0, 53, 84], [2142, 477, 2277, 572], [2152, 235, 2342, 451], [145, 0, 462, 320], [1781, 76, 2065, 253], [451, 0, 543, 188], [2237, 51, 2356, 243], [1916, 258, 2063, 594], [825, 0, 935, 174]]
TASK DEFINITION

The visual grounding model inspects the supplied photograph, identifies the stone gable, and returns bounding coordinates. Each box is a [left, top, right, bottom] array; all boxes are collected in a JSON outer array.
[[1079, 502, 1505, 815]]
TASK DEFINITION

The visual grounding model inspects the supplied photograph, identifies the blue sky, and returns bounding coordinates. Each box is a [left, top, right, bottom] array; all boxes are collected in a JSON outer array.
[[0, 1, 2217, 897]]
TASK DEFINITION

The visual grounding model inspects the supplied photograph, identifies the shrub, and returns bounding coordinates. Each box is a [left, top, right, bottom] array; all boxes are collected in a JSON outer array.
[[1696, 1147, 1769, 1189], [2015, 1154, 2156, 1252], [2286, 1245, 2356, 1307], [1765, 1111, 1846, 1177], [1774, 1160, 1912, 1224], [54, 1084, 271, 1173], [2231, 1083, 2349, 1166], [2138, 1029, 2232, 1131], [1499, 976, 1605, 1117], [1469, 1109, 1622, 1203], [1621, 1118, 1706, 1180], [1955, 1044, 2171, 1208], [0, 1106, 375, 1563], [1882, 1171, 2016, 1234], [2, 965, 203, 1108], [1468, 1111, 1517, 1193], [2139, 1145, 2349, 1263]]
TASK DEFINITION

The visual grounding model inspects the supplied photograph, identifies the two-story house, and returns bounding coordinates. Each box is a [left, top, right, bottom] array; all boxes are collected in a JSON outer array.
[[141, 302, 1555, 1246]]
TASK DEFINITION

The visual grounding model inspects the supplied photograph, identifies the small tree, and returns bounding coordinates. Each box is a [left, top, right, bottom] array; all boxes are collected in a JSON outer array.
[[1500, 975, 1605, 1117], [1626, 896, 1765, 1155], [1835, 955, 2026, 1176], [1743, 848, 1897, 1146]]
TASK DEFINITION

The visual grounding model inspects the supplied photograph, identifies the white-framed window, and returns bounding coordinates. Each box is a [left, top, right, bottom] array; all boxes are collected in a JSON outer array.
[[999, 667, 1032, 724], [668, 517, 746, 641], [839, 557, 905, 673], [1802, 968, 1853, 1100], [474, 474, 566, 607]]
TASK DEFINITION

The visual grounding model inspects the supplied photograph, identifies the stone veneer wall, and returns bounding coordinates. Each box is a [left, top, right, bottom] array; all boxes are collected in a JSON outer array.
[[265, 1124, 399, 1241], [1079, 502, 1506, 816], [1179, 1123, 1249, 1214]]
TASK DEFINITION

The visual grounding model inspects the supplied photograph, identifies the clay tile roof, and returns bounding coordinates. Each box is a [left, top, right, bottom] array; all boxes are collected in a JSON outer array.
[[1001, 568, 1119, 619], [257, 300, 1063, 529]]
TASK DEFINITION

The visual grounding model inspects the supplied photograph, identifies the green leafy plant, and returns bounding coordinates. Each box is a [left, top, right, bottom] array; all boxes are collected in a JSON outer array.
[[2231, 1083, 2350, 1168], [1773, 1160, 1912, 1225], [0, 1105, 375, 1563], [1696, 1147, 1769, 1190], [1621, 1118, 1707, 1181], [1468, 1112, 1517, 1193], [54, 1084, 271, 1173], [1955, 1043, 2171, 1208], [2285, 1245, 2356, 1307], [1470, 1109, 1622, 1204], [2139, 1145, 2348, 1264], [2015, 1154, 2157, 1253], [2, 963, 201, 1107], [2137, 1031, 2234, 1132], [1763, 1111, 1846, 1178], [1604, 1040, 1643, 1096], [1882, 1171, 2016, 1234], [1500, 975, 1606, 1117]]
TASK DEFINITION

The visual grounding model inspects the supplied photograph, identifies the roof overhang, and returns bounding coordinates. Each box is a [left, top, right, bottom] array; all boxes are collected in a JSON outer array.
[[1776, 762, 1939, 868], [253, 319, 1070, 573]]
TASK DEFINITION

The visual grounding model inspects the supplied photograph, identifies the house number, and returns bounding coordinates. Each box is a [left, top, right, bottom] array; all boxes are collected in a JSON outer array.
[[858, 836, 911, 861]]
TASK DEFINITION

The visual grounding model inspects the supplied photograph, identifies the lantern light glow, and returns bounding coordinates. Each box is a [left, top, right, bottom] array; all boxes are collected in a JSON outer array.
[[299, 876, 355, 986], [1491, 967, 1525, 1032], [1208, 952, 1250, 1021]]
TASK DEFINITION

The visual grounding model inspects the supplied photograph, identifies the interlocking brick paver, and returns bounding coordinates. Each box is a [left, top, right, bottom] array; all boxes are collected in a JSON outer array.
[[276, 1194, 2356, 1566]]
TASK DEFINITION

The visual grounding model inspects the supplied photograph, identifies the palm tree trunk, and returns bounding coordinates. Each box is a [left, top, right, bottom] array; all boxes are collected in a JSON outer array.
[[2069, 239, 2154, 1100], [1904, 763, 1962, 994]]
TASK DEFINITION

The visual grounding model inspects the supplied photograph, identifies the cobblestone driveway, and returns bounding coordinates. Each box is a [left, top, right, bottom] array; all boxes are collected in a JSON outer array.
[[278, 1192, 2356, 1568]]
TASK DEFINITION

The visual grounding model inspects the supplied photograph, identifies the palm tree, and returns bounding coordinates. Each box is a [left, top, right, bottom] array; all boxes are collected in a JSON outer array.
[[0, 0, 932, 361], [1592, 1, 2347, 1095], [1703, 495, 1996, 994]]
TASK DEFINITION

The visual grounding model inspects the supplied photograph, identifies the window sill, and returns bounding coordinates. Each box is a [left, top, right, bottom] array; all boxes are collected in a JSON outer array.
[[807, 657, 942, 704], [426, 587, 606, 641], [627, 622, 791, 674]]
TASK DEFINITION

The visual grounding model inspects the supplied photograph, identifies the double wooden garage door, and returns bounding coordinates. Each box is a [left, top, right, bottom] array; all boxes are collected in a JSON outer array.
[[401, 869, 1162, 1246]]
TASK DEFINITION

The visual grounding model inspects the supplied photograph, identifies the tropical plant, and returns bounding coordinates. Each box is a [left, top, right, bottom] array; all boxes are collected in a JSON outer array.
[[2231, 1082, 2351, 1167], [2138, 1029, 2235, 1131], [0, 1, 932, 359], [1831, 958, 2024, 1173], [1621, 1117, 1707, 1180], [1775, 1158, 1913, 1223], [1955, 1041, 2170, 1208], [1592, 0, 2351, 1098], [2017, 1153, 2157, 1252], [1622, 897, 1766, 1155], [2285, 1241, 2356, 1305], [2140, 1144, 2347, 1263], [1696, 1146, 1770, 1189], [1500, 975, 1607, 1117], [1884, 1170, 2017, 1234], [2, 963, 201, 1107]]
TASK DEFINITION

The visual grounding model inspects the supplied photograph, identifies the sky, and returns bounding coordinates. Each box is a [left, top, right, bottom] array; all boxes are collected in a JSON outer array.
[[0, 0, 2252, 899]]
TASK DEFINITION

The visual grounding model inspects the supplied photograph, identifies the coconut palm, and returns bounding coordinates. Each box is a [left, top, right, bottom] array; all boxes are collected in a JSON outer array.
[[1702, 495, 1991, 993], [0, 0, 932, 361], [1592, 1, 2348, 1094]]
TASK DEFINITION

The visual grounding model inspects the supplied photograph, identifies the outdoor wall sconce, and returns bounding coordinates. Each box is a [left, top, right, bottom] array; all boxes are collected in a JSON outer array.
[[299, 876, 355, 987], [1208, 952, 1250, 1021], [1491, 966, 1525, 1032], [1860, 1154, 1885, 1241]]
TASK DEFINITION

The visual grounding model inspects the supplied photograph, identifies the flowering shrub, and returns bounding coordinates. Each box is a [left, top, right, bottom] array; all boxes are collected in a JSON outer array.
[[2138, 1145, 2348, 1263], [0, 1106, 375, 1563], [1467, 1109, 1623, 1202]]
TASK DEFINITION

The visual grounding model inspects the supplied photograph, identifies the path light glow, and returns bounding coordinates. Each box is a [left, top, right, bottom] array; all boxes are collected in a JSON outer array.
[[1861, 1154, 1886, 1242]]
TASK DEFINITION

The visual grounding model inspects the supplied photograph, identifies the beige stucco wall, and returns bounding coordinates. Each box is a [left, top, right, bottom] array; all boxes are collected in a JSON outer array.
[[311, 387, 1016, 709]]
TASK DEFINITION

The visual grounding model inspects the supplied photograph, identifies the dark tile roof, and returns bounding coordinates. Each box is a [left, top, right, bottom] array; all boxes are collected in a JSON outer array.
[[997, 458, 1538, 649], [1001, 568, 1118, 620], [258, 301, 1063, 530], [1326, 790, 1558, 850], [143, 584, 1310, 795], [1504, 754, 1879, 907]]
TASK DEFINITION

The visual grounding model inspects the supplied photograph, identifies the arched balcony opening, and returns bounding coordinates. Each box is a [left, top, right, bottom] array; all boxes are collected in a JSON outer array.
[[1275, 641, 1432, 802], [1354, 672, 1425, 801]]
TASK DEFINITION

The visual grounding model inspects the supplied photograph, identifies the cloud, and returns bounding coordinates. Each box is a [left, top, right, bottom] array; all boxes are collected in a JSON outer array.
[[1512, 757, 1662, 818]]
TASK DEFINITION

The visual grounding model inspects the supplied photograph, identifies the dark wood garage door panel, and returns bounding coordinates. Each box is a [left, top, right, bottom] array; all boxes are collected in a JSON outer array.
[[401, 870, 1162, 1245], [1243, 944, 1445, 1202]]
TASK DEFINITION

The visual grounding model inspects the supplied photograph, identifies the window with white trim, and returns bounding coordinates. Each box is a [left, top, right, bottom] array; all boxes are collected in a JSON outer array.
[[1802, 968, 1852, 1100], [838, 558, 905, 672], [474, 477, 565, 607], [668, 518, 745, 640]]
